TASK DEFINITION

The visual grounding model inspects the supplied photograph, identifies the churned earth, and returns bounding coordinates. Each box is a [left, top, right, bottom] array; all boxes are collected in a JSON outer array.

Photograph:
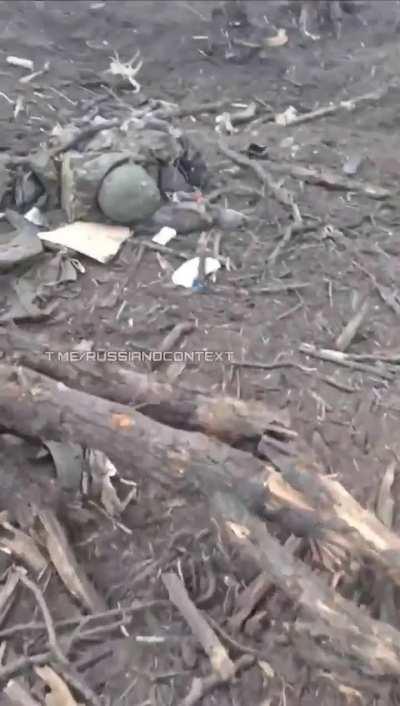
[[1, 1, 400, 704]]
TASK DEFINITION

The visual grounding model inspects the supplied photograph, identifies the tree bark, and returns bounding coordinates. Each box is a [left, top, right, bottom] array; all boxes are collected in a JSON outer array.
[[212, 490, 400, 680], [1, 361, 400, 588], [0, 327, 290, 445]]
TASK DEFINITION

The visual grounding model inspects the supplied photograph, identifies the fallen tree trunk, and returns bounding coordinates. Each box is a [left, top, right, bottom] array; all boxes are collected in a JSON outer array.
[[0, 328, 290, 445], [212, 490, 400, 681], [1, 362, 400, 588], [0, 363, 277, 503]]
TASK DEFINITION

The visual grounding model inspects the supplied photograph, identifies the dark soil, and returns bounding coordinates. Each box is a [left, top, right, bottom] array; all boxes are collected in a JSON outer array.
[[2, 1, 400, 704]]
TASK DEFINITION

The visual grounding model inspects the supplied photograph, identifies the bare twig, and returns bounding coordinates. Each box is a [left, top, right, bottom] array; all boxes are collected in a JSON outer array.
[[268, 222, 301, 267], [265, 160, 391, 199], [181, 655, 254, 706], [218, 141, 295, 210], [16, 569, 66, 665], [5, 574, 101, 702], [299, 343, 395, 380], [0, 600, 168, 639], [17, 569, 102, 706], [353, 260, 400, 316], [252, 281, 311, 294], [176, 100, 229, 118], [0, 521, 47, 573], [320, 375, 358, 393], [0, 571, 20, 626], [50, 119, 120, 157], [141, 239, 231, 268], [277, 301, 303, 320], [232, 359, 314, 373], [335, 296, 370, 352], [276, 88, 388, 127], [205, 613, 264, 658], [174, 1, 208, 22], [0, 653, 50, 684], [162, 572, 235, 680]]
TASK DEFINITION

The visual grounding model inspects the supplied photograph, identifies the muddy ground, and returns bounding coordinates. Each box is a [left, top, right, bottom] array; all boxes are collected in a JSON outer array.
[[2, 1, 400, 704]]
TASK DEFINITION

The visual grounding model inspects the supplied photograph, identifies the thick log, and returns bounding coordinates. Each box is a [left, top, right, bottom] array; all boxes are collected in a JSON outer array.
[[213, 491, 400, 680], [1, 363, 400, 589], [0, 362, 279, 501], [0, 328, 289, 446]]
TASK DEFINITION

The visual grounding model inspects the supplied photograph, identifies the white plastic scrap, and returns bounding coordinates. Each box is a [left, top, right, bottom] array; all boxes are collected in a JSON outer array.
[[172, 256, 221, 289], [39, 221, 132, 264], [152, 226, 177, 245]]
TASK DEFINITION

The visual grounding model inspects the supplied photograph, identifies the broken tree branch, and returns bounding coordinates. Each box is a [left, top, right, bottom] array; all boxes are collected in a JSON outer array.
[[212, 491, 400, 679], [276, 88, 388, 127], [265, 159, 391, 199], [335, 296, 371, 352], [300, 343, 395, 380], [218, 141, 296, 212], [16, 569, 66, 665], [162, 572, 235, 679], [181, 655, 254, 706]]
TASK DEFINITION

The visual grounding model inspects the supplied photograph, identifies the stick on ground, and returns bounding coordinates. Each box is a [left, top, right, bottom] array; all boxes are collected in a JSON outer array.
[[162, 572, 235, 680], [300, 342, 395, 380], [335, 296, 370, 352], [181, 655, 254, 706], [16, 569, 66, 666]]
